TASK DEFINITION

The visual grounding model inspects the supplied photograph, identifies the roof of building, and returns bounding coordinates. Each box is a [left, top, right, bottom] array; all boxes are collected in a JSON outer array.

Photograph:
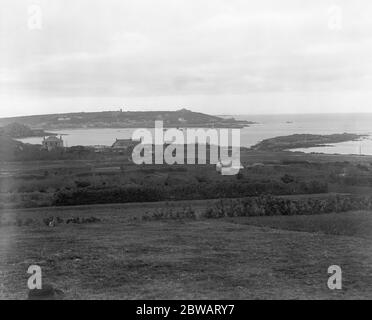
[[44, 136, 62, 142], [112, 139, 134, 148]]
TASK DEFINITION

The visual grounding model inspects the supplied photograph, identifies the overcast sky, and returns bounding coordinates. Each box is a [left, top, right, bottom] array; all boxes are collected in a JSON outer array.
[[0, 0, 371, 117]]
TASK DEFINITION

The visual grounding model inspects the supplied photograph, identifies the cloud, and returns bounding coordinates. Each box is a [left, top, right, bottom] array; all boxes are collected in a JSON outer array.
[[1, 0, 372, 116]]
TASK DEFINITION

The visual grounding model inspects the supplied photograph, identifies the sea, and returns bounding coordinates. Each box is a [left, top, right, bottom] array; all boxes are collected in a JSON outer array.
[[17, 113, 372, 156]]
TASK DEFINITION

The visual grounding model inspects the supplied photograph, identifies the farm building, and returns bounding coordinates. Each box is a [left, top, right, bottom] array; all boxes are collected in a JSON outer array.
[[111, 139, 137, 152], [42, 136, 64, 151]]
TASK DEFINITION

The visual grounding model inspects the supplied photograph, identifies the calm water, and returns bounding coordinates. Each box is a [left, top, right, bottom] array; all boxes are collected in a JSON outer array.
[[18, 113, 372, 155], [236, 113, 372, 155]]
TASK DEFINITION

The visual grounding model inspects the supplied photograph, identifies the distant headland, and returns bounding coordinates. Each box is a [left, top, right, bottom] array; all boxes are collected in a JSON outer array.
[[0, 109, 253, 130], [252, 133, 367, 152]]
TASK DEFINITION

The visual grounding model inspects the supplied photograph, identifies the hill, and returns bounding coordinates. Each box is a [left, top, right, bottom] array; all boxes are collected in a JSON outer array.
[[0, 109, 251, 130]]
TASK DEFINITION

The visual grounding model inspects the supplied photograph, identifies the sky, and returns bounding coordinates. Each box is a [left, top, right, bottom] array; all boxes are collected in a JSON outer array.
[[0, 0, 372, 117]]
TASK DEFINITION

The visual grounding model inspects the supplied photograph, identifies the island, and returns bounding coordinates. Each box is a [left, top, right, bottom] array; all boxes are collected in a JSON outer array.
[[251, 133, 366, 152], [0, 109, 252, 130]]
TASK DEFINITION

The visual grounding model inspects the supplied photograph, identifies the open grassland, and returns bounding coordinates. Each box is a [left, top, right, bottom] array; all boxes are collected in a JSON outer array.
[[1, 151, 372, 299], [1, 200, 372, 300], [227, 211, 372, 239]]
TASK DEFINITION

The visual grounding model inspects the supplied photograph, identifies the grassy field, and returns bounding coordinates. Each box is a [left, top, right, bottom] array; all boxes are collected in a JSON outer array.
[[1, 151, 372, 299], [227, 211, 372, 239], [1, 200, 371, 300]]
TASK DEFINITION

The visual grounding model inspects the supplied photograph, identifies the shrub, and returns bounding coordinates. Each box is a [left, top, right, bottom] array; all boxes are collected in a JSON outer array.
[[74, 181, 91, 188], [142, 206, 196, 221], [54, 186, 165, 206], [201, 194, 372, 219], [281, 174, 295, 184], [52, 180, 328, 207]]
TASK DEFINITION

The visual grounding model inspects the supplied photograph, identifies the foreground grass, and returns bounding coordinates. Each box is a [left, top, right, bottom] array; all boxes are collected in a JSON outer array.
[[227, 210, 372, 239], [1, 202, 372, 299]]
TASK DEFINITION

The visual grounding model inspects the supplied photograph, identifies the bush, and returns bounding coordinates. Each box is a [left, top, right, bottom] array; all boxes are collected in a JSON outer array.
[[142, 206, 196, 221], [74, 181, 91, 188], [200, 194, 372, 219], [281, 174, 295, 184], [53, 186, 165, 206], [53, 180, 328, 206]]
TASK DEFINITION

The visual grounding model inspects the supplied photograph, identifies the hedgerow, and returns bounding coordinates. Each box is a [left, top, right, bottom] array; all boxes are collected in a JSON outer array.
[[201, 194, 372, 219]]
